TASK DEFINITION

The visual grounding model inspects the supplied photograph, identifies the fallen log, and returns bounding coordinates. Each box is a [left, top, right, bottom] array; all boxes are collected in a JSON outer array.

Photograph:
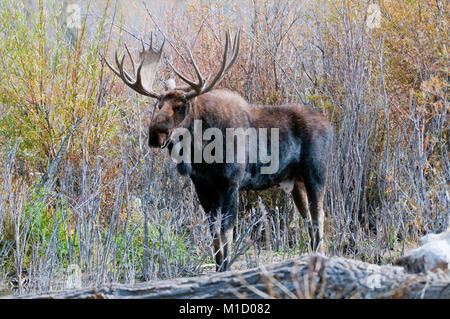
[[395, 219, 450, 274], [8, 255, 450, 299]]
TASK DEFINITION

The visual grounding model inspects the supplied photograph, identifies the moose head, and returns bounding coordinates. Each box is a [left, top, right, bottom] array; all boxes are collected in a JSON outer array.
[[103, 30, 241, 150]]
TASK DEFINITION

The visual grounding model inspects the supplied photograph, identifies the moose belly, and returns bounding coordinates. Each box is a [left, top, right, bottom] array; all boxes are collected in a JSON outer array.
[[240, 166, 297, 191], [279, 180, 295, 193], [240, 138, 302, 191], [240, 158, 301, 191]]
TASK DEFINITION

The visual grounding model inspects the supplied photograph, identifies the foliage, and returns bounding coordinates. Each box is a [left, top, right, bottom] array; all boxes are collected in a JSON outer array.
[[0, 0, 448, 295], [0, 0, 121, 177]]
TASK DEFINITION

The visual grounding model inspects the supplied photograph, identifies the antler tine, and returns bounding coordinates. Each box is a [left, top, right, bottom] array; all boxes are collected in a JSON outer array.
[[169, 61, 199, 88], [226, 28, 232, 53], [103, 37, 163, 99], [146, 32, 166, 55], [118, 52, 140, 91], [113, 50, 134, 83], [171, 74, 211, 93], [184, 28, 240, 98], [217, 29, 240, 83], [130, 49, 159, 98], [135, 57, 148, 93], [199, 29, 231, 91], [101, 50, 121, 78], [186, 46, 205, 89], [168, 43, 205, 93], [168, 29, 240, 98], [124, 44, 135, 75], [158, 38, 165, 54], [222, 29, 241, 77]]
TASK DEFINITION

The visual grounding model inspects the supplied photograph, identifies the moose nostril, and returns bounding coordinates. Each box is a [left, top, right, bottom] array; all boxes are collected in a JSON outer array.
[[167, 139, 175, 151], [160, 138, 175, 150]]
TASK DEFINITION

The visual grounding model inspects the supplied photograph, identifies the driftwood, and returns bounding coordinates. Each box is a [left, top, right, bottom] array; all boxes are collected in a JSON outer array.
[[395, 221, 450, 274], [9, 255, 450, 299]]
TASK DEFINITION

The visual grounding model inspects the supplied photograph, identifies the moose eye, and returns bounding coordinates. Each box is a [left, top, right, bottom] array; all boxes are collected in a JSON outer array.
[[177, 104, 187, 117]]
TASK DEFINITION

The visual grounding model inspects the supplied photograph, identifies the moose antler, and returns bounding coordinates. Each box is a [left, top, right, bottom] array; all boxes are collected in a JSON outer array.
[[102, 33, 164, 99], [169, 29, 241, 99]]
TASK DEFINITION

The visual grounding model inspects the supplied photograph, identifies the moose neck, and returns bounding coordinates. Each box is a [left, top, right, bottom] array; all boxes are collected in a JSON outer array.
[[186, 89, 251, 131]]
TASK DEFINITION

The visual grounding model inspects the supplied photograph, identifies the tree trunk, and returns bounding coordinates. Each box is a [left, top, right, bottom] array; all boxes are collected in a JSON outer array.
[[9, 255, 450, 299]]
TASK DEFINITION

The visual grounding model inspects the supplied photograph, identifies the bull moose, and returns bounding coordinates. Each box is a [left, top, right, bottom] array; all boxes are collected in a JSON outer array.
[[103, 30, 332, 271]]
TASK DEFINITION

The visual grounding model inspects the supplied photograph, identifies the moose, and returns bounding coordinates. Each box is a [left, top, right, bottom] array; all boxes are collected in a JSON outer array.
[[103, 30, 332, 271]]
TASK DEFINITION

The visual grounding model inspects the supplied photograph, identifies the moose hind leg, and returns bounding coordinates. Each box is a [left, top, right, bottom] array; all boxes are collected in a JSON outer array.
[[302, 160, 327, 254], [292, 179, 316, 249], [302, 177, 325, 253], [310, 186, 325, 253], [292, 179, 310, 220]]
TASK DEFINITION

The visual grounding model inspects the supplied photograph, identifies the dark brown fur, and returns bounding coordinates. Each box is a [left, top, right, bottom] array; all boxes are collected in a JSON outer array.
[[149, 89, 332, 271]]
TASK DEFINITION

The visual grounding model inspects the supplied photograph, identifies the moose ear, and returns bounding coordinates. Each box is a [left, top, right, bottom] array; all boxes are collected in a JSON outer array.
[[165, 78, 176, 91]]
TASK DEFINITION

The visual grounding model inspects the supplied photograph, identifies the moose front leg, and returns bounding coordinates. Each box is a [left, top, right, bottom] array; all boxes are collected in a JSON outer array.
[[217, 187, 238, 272], [191, 178, 225, 271], [207, 212, 223, 271]]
